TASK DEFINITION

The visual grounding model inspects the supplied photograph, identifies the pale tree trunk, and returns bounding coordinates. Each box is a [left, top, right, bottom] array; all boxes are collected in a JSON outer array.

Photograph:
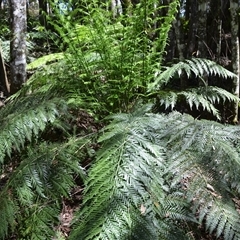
[[173, 3, 186, 89], [9, 0, 27, 94], [197, 0, 208, 86], [216, 0, 222, 62], [0, 42, 10, 97], [111, 0, 122, 18], [230, 0, 239, 123]]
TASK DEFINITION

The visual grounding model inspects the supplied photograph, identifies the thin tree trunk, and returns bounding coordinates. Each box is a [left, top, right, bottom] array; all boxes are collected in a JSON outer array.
[[173, 7, 187, 89], [0, 42, 10, 96], [230, 0, 239, 123], [197, 0, 208, 86], [39, 0, 48, 28], [9, 0, 27, 94], [186, 0, 197, 58], [216, 0, 223, 62], [111, 0, 122, 18]]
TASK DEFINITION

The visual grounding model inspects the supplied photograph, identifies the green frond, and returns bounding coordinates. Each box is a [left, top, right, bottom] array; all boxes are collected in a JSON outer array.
[[27, 52, 66, 70], [157, 90, 178, 110], [155, 86, 239, 119], [0, 195, 16, 238], [205, 200, 240, 239], [0, 135, 88, 239], [17, 203, 58, 240], [181, 88, 220, 119], [70, 106, 192, 240], [148, 58, 237, 91], [158, 112, 240, 239], [155, 0, 180, 66], [0, 97, 67, 163]]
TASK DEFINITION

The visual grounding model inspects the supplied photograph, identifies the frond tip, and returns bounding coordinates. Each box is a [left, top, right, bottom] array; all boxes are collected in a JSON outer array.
[[156, 86, 239, 120]]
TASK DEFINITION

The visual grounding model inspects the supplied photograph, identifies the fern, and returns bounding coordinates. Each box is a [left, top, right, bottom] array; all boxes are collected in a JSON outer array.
[[68, 105, 240, 239], [159, 112, 240, 239], [156, 86, 238, 120], [41, 0, 180, 113], [147, 58, 238, 120], [1, 0, 239, 239], [0, 96, 67, 163], [149, 58, 236, 90], [70, 105, 194, 240], [27, 52, 66, 70], [0, 136, 88, 239], [0, 195, 16, 239], [0, 84, 91, 239]]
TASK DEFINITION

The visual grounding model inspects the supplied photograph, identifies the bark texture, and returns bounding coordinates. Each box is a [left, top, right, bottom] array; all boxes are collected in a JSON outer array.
[[230, 0, 240, 122], [197, 0, 208, 86], [39, 0, 48, 28], [9, 0, 27, 94], [0, 42, 10, 96]]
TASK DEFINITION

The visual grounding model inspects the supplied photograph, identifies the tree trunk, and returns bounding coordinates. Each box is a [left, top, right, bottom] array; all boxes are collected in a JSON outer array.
[[197, 0, 208, 86], [111, 0, 122, 18], [215, 0, 223, 62], [186, 0, 197, 58], [39, 0, 48, 28], [230, 0, 239, 123], [173, 4, 187, 89], [9, 0, 27, 94], [0, 42, 10, 96]]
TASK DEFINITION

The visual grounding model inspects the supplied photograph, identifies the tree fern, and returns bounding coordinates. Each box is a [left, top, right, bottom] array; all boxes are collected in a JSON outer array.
[[0, 136, 88, 239], [0, 86, 91, 239], [0, 195, 16, 238], [68, 105, 240, 239], [147, 58, 238, 120], [1, 0, 239, 239], [149, 58, 236, 90], [39, 0, 180, 113], [70, 105, 194, 240], [159, 112, 240, 239], [0, 95, 67, 163], [155, 86, 238, 120]]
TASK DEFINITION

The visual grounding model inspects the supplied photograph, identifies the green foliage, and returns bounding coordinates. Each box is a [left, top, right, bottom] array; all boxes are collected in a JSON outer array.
[[1, 0, 240, 239], [40, 0, 180, 113], [0, 39, 10, 62], [0, 90, 90, 239], [27, 52, 66, 70], [70, 106, 240, 239], [148, 58, 238, 119], [0, 96, 66, 162], [0, 9, 11, 40], [155, 86, 239, 120], [70, 105, 194, 240], [28, 2, 238, 118], [149, 58, 237, 90], [163, 112, 240, 239]]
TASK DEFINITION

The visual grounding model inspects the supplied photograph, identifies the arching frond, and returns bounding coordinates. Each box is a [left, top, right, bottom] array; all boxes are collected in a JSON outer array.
[[148, 58, 237, 90], [0, 96, 67, 163], [160, 112, 240, 240], [155, 86, 239, 120], [0, 136, 88, 239], [70, 107, 240, 239], [70, 106, 193, 240]]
